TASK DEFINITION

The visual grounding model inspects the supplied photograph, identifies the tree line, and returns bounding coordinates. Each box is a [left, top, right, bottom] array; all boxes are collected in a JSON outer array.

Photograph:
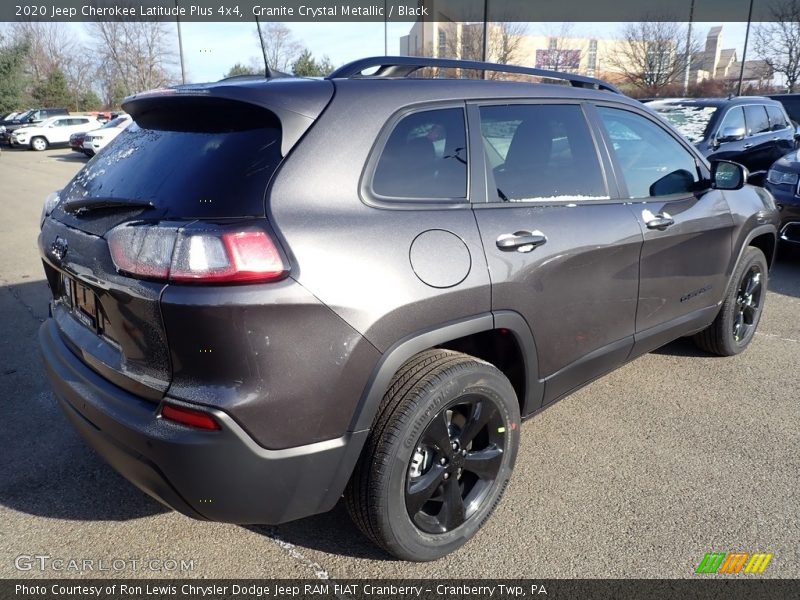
[[0, 21, 338, 116], [0, 21, 176, 115]]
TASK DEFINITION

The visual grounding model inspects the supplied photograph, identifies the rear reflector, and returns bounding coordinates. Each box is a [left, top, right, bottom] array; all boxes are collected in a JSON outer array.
[[161, 404, 221, 430], [107, 222, 288, 284]]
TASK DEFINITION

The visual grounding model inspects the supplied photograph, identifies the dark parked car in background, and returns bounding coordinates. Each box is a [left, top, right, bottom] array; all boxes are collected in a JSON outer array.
[[0, 107, 69, 145], [768, 93, 800, 127], [69, 131, 91, 156], [651, 97, 796, 180], [766, 149, 800, 245], [38, 57, 779, 562]]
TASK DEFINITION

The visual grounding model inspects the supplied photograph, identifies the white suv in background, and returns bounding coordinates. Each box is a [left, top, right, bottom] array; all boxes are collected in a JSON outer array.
[[11, 116, 101, 151], [82, 115, 132, 156]]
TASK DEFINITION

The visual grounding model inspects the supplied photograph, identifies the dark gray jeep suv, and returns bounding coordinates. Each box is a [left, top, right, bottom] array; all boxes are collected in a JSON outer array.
[[38, 57, 779, 561]]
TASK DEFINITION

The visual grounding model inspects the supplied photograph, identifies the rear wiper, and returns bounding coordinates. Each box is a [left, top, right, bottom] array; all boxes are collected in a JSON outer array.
[[61, 198, 155, 216]]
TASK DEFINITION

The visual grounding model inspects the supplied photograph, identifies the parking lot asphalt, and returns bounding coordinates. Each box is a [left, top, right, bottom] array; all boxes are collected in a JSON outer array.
[[0, 147, 798, 580]]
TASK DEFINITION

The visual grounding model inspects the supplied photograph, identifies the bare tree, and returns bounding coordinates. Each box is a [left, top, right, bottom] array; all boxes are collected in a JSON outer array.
[[254, 22, 302, 73], [754, 0, 800, 92], [607, 20, 699, 96], [9, 22, 75, 80], [444, 22, 528, 79], [9, 22, 98, 110], [88, 21, 176, 100]]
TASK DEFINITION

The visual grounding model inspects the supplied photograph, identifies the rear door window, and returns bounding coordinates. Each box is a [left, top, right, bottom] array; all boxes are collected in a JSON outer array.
[[372, 107, 468, 200], [479, 104, 606, 202], [744, 105, 771, 135]]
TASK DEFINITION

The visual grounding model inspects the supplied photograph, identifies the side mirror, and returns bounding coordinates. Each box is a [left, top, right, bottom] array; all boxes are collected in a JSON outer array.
[[711, 160, 748, 190], [716, 126, 746, 144]]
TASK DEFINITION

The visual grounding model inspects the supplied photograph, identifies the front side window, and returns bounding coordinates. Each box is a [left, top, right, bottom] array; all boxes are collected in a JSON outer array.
[[719, 106, 745, 133], [372, 108, 467, 200], [744, 105, 770, 135], [479, 104, 606, 202], [598, 106, 699, 199]]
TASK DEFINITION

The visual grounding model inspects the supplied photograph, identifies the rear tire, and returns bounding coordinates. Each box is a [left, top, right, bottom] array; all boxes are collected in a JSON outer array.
[[31, 137, 47, 151], [346, 349, 520, 561], [693, 246, 768, 356]]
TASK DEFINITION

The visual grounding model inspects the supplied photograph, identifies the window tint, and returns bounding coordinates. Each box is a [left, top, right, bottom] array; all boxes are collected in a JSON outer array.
[[598, 106, 699, 199], [51, 119, 67, 127], [744, 105, 770, 135], [373, 108, 467, 199], [479, 104, 606, 202], [766, 105, 790, 130], [720, 106, 745, 132]]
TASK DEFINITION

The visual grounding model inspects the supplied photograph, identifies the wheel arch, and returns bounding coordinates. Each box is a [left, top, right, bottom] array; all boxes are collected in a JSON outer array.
[[349, 311, 544, 434], [726, 225, 777, 296]]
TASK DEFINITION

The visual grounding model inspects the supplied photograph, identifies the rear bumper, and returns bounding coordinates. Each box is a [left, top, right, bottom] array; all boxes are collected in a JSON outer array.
[[39, 318, 367, 524]]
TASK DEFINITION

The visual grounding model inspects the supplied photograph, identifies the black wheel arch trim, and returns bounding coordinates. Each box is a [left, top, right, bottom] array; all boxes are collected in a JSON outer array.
[[727, 224, 777, 294], [349, 311, 544, 435]]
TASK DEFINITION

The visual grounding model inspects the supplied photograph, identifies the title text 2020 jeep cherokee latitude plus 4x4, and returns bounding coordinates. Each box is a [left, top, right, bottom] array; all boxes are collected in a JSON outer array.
[[39, 57, 778, 561]]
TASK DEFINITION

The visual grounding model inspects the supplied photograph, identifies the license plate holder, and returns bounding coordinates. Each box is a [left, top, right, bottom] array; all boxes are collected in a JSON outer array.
[[62, 274, 98, 331]]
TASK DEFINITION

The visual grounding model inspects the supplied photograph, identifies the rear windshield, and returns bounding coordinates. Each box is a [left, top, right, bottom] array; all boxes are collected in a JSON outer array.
[[652, 104, 717, 144], [58, 101, 282, 221]]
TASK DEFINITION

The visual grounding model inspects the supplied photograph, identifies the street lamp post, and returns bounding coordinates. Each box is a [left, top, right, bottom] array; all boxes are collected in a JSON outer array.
[[683, 0, 696, 95], [176, 0, 186, 84], [737, 0, 755, 96]]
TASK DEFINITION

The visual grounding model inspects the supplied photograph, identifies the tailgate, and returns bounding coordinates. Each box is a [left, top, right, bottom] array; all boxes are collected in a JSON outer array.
[[40, 217, 170, 400], [39, 79, 334, 400]]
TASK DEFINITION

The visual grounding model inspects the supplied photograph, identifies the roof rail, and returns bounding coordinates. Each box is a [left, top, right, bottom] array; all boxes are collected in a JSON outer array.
[[328, 56, 621, 94]]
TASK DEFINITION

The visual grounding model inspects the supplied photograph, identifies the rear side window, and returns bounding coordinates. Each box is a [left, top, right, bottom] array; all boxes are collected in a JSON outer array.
[[372, 108, 467, 199], [479, 104, 606, 202], [766, 105, 790, 130], [59, 99, 283, 219], [744, 105, 770, 135], [598, 106, 699, 199]]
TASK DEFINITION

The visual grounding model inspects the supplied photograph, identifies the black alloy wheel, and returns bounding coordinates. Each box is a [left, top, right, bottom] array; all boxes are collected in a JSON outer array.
[[733, 265, 763, 343], [406, 395, 505, 533]]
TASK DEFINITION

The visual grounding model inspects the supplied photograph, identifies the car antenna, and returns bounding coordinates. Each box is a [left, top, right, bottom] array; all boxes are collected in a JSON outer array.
[[255, 16, 277, 79]]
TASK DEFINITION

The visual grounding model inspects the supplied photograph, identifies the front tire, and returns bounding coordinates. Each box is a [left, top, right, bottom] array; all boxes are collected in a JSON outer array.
[[346, 349, 520, 561], [693, 246, 768, 356], [31, 137, 47, 151]]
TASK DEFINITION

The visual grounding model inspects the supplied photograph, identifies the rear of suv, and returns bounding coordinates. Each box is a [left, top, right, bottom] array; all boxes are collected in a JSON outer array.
[[39, 57, 778, 561]]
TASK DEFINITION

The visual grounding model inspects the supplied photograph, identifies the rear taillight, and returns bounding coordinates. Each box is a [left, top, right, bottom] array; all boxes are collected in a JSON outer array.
[[107, 222, 288, 284], [161, 404, 220, 430]]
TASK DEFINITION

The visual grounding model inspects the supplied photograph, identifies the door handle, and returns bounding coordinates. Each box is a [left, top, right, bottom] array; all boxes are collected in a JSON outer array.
[[743, 143, 753, 149], [646, 216, 675, 230], [496, 230, 547, 252]]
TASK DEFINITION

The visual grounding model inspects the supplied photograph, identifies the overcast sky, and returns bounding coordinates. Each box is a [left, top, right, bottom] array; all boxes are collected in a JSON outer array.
[[58, 21, 753, 83]]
